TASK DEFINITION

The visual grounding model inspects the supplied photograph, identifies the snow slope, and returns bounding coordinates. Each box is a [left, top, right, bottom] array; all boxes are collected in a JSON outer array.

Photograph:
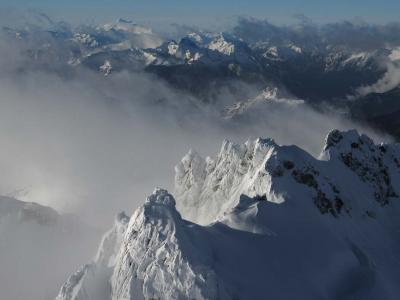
[[57, 130, 400, 300]]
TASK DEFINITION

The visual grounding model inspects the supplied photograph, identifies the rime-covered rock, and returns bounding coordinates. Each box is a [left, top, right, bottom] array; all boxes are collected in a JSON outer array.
[[175, 129, 400, 224]]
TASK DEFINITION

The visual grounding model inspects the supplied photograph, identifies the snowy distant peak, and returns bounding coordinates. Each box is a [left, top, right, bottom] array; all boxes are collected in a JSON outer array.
[[207, 33, 237, 56], [262, 86, 279, 98], [0, 196, 59, 226], [389, 47, 400, 61], [256, 86, 301, 101], [186, 32, 205, 45], [101, 19, 153, 35], [99, 60, 112, 76], [71, 33, 99, 48], [151, 37, 203, 64], [166, 40, 179, 55], [224, 87, 304, 119], [322, 129, 373, 154], [177, 36, 202, 59], [261, 44, 304, 60], [255, 42, 381, 70], [153, 31, 254, 65]]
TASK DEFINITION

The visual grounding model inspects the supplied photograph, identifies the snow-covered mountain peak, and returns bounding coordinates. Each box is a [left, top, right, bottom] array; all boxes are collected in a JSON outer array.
[[150, 31, 254, 65], [56, 130, 400, 300], [175, 129, 400, 224], [57, 188, 222, 300], [175, 136, 286, 224], [389, 47, 400, 61], [187, 32, 205, 45], [145, 187, 176, 207], [207, 33, 236, 56], [102, 19, 153, 35], [224, 87, 304, 119], [322, 129, 374, 156], [0, 196, 59, 226], [321, 129, 400, 206], [109, 188, 212, 300], [72, 33, 99, 48]]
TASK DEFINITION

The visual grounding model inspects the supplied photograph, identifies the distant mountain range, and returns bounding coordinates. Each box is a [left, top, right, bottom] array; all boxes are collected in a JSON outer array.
[[3, 18, 400, 138]]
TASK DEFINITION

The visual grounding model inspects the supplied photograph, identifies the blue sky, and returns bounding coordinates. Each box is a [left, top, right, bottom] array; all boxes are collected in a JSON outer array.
[[1, 0, 399, 26]]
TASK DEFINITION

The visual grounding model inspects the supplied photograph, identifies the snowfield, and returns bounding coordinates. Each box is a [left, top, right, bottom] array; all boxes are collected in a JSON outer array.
[[57, 130, 400, 300]]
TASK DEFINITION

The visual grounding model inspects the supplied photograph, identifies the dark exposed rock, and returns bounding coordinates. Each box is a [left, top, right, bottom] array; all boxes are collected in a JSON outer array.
[[283, 160, 295, 170], [314, 191, 336, 217], [292, 169, 318, 189], [334, 197, 344, 214], [379, 145, 387, 153], [366, 210, 377, 219], [324, 130, 343, 150], [340, 151, 396, 205], [254, 194, 267, 201], [271, 166, 284, 177]]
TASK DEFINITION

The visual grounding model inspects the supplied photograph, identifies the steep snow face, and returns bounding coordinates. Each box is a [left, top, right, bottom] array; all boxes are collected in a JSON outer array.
[[58, 190, 400, 300], [321, 129, 400, 205], [57, 130, 400, 300], [110, 188, 222, 300], [57, 189, 226, 300], [175, 129, 400, 225], [175, 137, 283, 224]]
